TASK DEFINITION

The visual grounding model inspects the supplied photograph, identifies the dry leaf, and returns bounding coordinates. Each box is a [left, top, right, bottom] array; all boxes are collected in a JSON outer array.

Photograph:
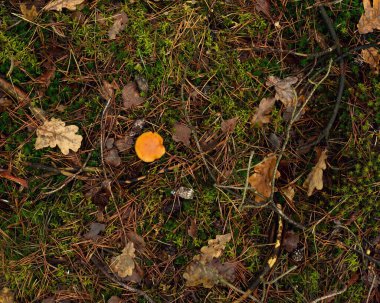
[[200, 233, 232, 261], [303, 149, 328, 196], [249, 154, 280, 202], [188, 218, 198, 238], [0, 287, 14, 303], [0, 169, 28, 188], [266, 76, 298, 108], [251, 97, 275, 126], [172, 123, 191, 146], [36, 63, 56, 87], [108, 12, 128, 40], [44, 0, 85, 11], [115, 136, 133, 152], [281, 185, 295, 203], [83, 222, 105, 240], [99, 80, 115, 101], [221, 117, 238, 133], [254, 0, 270, 18], [283, 230, 299, 253], [122, 82, 145, 109], [20, 4, 38, 21], [126, 231, 146, 251], [104, 149, 121, 167], [0, 98, 12, 112], [357, 0, 380, 34], [183, 233, 234, 288], [108, 296, 123, 303], [135, 77, 149, 93], [110, 242, 136, 278], [361, 47, 380, 73], [35, 118, 82, 155]]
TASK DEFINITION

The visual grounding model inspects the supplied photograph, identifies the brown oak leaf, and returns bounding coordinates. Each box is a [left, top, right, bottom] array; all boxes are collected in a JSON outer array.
[[221, 117, 238, 133], [251, 97, 276, 126], [20, 3, 38, 21], [303, 149, 328, 196], [44, 0, 85, 11], [172, 122, 191, 146], [122, 82, 145, 109], [249, 154, 280, 202], [110, 242, 136, 278], [357, 0, 380, 34], [108, 12, 128, 40], [266, 76, 298, 108], [361, 47, 380, 73]]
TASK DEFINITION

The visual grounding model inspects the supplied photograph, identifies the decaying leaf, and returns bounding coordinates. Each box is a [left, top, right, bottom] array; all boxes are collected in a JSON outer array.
[[221, 117, 238, 133], [99, 80, 115, 101], [115, 136, 133, 152], [83, 222, 106, 240], [251, 97, 275, 126], [108, 296, 123, 303], [44, 0, 85, 11], [249, 154, 280, 202], [104, 148, 121, 167], [108, 12, 128, 40], [35, 118, 83, 155], [283, 230, 299, 253], [303, 149, 328, 196], [0, 98, 12, 112], [361, 47, 380, 73], [183, 233, 234, 288], [122, 82, 145, 109], [357, 0, 380, 34], [188, 218, 198, 238], [281, 185, 295, 203], [266, 76, 298, 108], [0, 287, 14, 303], [254, 0, 270, 18], [110, 242, 136, 278], [36, 63, 56, 87], [126, 231, 146, 251], [20, 3, 38, 21], [172, 122, 191, 146]]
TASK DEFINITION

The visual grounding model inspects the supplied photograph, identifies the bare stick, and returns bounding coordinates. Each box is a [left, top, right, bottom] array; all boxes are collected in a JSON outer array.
[[239, 151, 255, 211], [309, 285, 347, 303]]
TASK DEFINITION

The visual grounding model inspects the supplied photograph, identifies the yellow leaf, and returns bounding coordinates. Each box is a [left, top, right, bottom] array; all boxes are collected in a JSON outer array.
[[303, 149, 328, 196], [20, 4, 38, 21], [44, 0, 85, 11], [249, 154, 280, 202], [357, 0, 380, 34], [110, 242, 136, 278], [35, 118, 82, 155]]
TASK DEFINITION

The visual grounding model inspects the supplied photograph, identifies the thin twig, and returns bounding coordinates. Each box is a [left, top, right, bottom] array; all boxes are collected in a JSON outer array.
[[100, 97, 112, 177], [309, 285, 347, 303], [219, 278, 259, 302], [366, 270, 377, 303], [265, 265, 298, 285], [239, 151, 255, 211]]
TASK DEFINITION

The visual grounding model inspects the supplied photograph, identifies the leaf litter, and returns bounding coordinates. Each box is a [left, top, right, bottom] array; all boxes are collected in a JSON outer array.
[[303, 149, 328, 196]]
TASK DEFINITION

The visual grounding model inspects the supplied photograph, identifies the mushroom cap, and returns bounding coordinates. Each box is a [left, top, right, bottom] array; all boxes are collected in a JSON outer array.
[[135, 131, 166, 162]]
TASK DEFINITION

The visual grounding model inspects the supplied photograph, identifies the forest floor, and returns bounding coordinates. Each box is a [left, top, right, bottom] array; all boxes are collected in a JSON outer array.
[[0, 0, 379, 302]]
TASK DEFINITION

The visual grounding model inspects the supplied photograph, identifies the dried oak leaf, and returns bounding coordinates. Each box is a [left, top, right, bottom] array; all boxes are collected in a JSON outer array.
[[266, 76, 298, 108], [44, 0, 85, 11], [0, 287, 14, 303], [110, 242, 136, 278], [172, 122, 191, 146], [35, 118, 82, 155], [283, 230, 299, 253], [183, 233, 234, 288], [357, 0, 380, 34], [221, 117, 238, 133], [122, 82, 145, 109], [251, 97, 276, 126], [303, 149, 328, 196], [108, 12, 128, 40], [361, 47, 380, 73], [249, 154, 280, 202], [108, 296, 123, 303], [83, 222, 106, 240], [254, 0, 270, 18], [281, 185, 295, 203], [20, 3, 38, 21]]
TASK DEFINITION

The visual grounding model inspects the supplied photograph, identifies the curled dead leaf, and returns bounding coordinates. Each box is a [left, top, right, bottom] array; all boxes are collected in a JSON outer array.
[[20, 3, 38, 21], [108, 12, 128, 40], [357, 0, 380, 34], [122, 82, 145, 109], [303, 149, 328, 196], [251, 97, 275, 126], [35, 118, 82, 155], [266, 76, 298, 108], [248, 154, 280, 202]]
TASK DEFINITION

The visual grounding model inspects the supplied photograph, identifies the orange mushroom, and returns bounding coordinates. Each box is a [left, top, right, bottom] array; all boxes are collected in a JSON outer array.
[[135, 131, 166, 162]]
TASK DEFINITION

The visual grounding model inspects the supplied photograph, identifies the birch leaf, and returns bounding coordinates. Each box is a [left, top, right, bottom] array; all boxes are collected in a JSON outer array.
[[357, 0, 380, 34], [35, 118, 82, 155], [303, 149, 328, 196], [110, 242, 136, 278], [44, 0, 85, 11], [249, 154, 280, 202]]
